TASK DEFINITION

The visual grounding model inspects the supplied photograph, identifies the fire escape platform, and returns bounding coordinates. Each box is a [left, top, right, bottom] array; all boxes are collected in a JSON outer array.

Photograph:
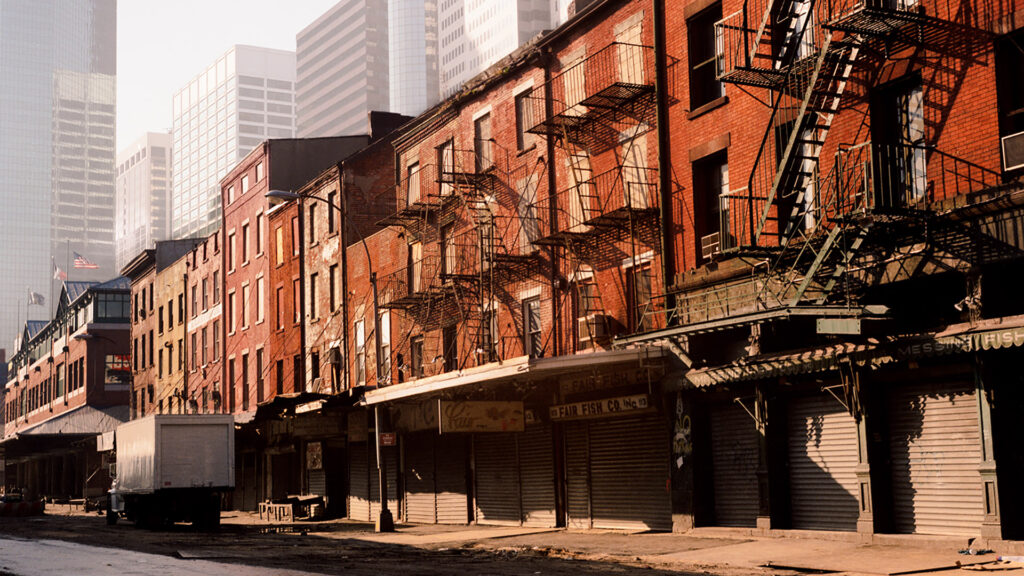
[[718, 66, 788, 89]]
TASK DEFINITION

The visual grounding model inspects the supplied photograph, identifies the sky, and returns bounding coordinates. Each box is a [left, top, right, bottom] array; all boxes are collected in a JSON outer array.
[[116, 0, 340, 148]]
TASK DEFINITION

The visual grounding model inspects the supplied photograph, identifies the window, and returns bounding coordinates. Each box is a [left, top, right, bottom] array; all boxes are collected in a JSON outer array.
[[191, 284, 199, 317], [627, 264, 653, 332], [256, 276, 265, 323], [574, 281, 600, 348], [190, 332, 197, 369], [256, 349, 265, 403], [327, 191, 337, 233], [293, 355, 303, 393], [329, 265, 338, 312], [178, 338, 183, 370], [438, 140, 454, 197], [212, 320, 220, 360], [409, 241, 423, 292], [275, 225, 284, 265], [310, 350, 320, 392], [308, 203, 317, 244], [410, 336, 424, 379], [213, 271, 220, 303], [228, 232, 236, 270], [871, 75, 926, 206], [687, 3, 724, 109], [241, 223, 249, 263], [227, 185, 235, 204], [379, 312, 391, 385], [167, 299, 173, 326], [228, 359, 236, 413], [693, 150, 729, 259], [241, 283, 250, 329], [228, 291, 236, 333], [149, 330, 154, 366], [474, 112, 493, 171], [202, 277, 209, 310], [256, 213, 264, 256], [158, 306, 165, 333], [276, 359, 285, 395], [440, 225, 454, 276], [201, 327, 208, 365], [309, 273, 319, 319], [514, 89, 534, 151], [293, 279, 302, 323], [178, 294, 184, 324], [276, 286, 285, 329], [524, 297, 542, 358], [241, 174, 250, 194], [406, 162, 421, 205], [291, 217, 300, 255], [241, 353, 249, 411], [997, 29, 1024, 139], [443, 324, 458, 372], [158, 349, 164, 378], [355, 319, 366, 386], [255, 161, 264, 182]]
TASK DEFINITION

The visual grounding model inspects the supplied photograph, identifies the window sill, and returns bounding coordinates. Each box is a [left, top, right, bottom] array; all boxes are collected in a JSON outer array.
[[687, 95, 729, 120]]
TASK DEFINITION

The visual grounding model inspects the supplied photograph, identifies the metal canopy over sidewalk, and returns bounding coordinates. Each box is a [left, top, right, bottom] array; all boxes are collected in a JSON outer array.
[[1, 404, 128, 443], [679, 314, 1024, 388], [363, 347, 668, 405]]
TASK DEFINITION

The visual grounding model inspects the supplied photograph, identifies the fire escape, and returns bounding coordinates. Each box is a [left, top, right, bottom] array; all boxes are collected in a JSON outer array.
[[641, 0, 997, 342], [527, 42, 663, 346]]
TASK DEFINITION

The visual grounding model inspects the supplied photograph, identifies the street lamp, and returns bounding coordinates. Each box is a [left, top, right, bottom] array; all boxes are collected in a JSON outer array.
[[265, 189, 394, 532]]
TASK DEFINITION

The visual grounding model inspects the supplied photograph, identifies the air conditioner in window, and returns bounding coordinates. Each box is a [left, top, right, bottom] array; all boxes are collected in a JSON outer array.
[[701, 232, 721, 260], [577, 314, 607, 343], [1002, 131, 1024, 172]]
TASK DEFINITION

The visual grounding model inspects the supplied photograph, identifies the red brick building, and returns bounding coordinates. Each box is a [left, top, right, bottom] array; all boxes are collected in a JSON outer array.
[[2, 279, 131, 500]]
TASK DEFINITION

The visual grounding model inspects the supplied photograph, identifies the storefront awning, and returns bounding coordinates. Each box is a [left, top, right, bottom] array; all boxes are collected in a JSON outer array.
[[363, 347, 667, 405], [680, 314, 1024, 388]]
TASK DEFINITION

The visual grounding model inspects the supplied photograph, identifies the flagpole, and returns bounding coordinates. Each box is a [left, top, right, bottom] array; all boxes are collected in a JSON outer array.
[[50, 256, 55, 317]]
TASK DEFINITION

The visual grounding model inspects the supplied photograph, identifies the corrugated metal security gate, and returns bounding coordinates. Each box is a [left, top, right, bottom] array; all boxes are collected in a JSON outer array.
[[519, 424, 557, 527], [888, 380, 984, 536], [787, 394, 860, 531], [474, 433, 521, 525], [563, 416, 671, 531], [348, 442, 370, 522], [404, 433, 436, 524], [369, 444, 399, 522], [711, 403, 759, 527], [589, 416, 671, 530], [435, 434, 469, 524]]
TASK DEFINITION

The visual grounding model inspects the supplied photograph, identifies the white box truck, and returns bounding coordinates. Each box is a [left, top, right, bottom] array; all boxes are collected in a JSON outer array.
[[108, 414, 234, 529]]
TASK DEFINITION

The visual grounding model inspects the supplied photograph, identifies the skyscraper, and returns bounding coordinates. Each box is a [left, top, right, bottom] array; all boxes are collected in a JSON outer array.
[[389, 0, 439, 117], [438, 0, 552, 98], [170, 45, 296, 240], [115, 132, 172, 271], [0, 0, 117, 345]]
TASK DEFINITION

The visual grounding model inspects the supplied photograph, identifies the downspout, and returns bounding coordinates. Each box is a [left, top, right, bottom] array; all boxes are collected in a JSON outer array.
[[654, 0, 677, 317], [542, 49, 562, 357], [182, 271, 189, 412], [339, 163, 351, 392]]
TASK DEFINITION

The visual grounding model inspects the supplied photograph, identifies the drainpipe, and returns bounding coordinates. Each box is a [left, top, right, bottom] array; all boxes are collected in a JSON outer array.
[[653, 0, 677, 317], [182, 271, 189, 412], [542, 48, 562, 357], [339, 163, 350, 391]]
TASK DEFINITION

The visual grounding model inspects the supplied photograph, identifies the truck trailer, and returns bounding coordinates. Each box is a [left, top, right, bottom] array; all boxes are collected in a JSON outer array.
[[108, 414, 234, 529]]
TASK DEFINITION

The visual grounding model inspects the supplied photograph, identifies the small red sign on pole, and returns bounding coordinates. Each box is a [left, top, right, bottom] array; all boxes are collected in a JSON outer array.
[[379, 432, 397, 446]]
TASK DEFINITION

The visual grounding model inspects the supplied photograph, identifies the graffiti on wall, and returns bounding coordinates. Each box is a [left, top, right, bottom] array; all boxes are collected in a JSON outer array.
[[673, 392, 692, 469]]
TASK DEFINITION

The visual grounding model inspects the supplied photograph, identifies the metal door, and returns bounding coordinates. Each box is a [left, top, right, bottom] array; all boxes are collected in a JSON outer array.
[[474, 433, 521, 525], [435, 434, 469, 524], [404, 433, 436, 524], [711, 402, 760, 527], [368, 444, 399, 522], [564, 422, 590, 529], [788, 394, 860, 531], [589, 416, 671, 531], [519, 424, 557, 527], [348, 443, 370, 522], [889, 380, 984, 536]]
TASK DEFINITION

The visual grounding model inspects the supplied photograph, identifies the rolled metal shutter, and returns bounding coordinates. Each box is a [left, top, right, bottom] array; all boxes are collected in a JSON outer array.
[[308, 469, 326, 497], [518, 424, 557, 527], [348, 443, 370, 522], [404, 433, 436, 524], [369, 446, 399, 522], [435, 434, 469, 524], [788, 394, 860, 531], [474, 433, 521, 525], [564, 422, 591, 529], [889, 380, 983, 536], [711, 403, 759, 527], [589, 416, 671, 531]]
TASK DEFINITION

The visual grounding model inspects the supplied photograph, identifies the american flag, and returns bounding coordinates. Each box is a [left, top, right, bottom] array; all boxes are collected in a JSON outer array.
[[73, 251, 99, 269], [53, 261, 67, 281]]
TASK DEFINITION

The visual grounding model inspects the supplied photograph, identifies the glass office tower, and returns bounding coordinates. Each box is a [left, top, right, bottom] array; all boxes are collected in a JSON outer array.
[[0, 0, 117, 346]]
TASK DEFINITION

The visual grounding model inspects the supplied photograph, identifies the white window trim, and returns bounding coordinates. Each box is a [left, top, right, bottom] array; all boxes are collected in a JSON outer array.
[[512, 79, 535, 98], [622, 250, 655, 269], [472, 105, 493, 122]]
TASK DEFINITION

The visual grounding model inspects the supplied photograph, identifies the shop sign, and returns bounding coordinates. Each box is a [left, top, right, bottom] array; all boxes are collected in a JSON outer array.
[[379, 432, 397, 446], [294, 413, 343, 437], [558, 368, 657, 398], [549, 394, 650, 421], [438, 401, 525, 433], [391, 401, 439, 432], [898, 325, 1024, 356]]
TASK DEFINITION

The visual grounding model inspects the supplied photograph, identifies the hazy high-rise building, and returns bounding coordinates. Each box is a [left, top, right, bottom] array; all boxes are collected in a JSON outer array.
[[115, 132, 172, 270], [0, 0, 116, 345], [438, 0, 552, 97], [296, 0, 389, 138], [389, 0, 439, 117], [171, 45, 296, 239]]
